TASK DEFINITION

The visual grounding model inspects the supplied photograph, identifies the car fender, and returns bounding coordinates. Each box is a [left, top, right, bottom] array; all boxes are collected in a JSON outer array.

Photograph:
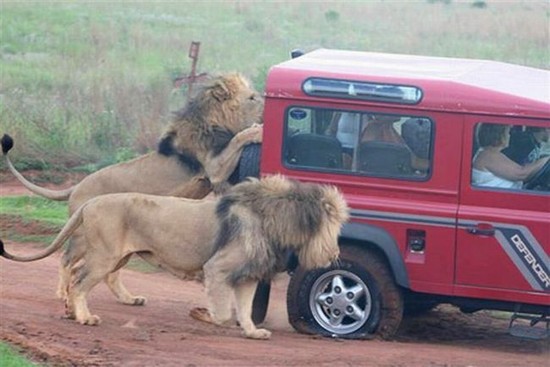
[[340, 221, 409, 288]]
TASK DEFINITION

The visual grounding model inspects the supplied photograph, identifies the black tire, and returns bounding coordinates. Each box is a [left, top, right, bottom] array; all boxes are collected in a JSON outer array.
[[287, 245, 403, 339], [228, 143, 262, 184]]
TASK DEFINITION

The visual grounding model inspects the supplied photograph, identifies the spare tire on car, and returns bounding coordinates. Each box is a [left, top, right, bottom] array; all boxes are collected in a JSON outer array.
[[228, 143, 262, 184]]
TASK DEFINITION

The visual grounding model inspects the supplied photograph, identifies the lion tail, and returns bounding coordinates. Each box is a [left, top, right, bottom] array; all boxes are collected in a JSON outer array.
[[0, 203, 85, 262], [1, 134, 74, 201]]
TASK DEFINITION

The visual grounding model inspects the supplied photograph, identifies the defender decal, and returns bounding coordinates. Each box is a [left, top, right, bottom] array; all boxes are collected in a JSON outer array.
[[495, 227, 550, 292]]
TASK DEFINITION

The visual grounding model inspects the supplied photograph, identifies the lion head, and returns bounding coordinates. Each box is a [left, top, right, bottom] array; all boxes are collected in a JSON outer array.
[[215, 175, 349, 284], [160, 73, 264, 159]]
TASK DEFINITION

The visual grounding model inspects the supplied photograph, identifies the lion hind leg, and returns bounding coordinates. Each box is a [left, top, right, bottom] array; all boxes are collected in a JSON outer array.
[[105, 271, 146, 306], [68, 268, 104, 326], [234, 280, 271, 340], [68, 255, 117, 325], [57, 235, 86, 301], [70, 292, 101, 326], [56, 263, 71, 300]]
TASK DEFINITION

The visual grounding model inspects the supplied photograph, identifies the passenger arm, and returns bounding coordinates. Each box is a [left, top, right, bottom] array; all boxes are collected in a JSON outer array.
[[487, 154, 550, 181]]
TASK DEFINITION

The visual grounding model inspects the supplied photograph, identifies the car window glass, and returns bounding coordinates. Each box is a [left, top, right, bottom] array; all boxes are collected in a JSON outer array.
[[284, 107, 433, 180], [471, 122, 550, 192]]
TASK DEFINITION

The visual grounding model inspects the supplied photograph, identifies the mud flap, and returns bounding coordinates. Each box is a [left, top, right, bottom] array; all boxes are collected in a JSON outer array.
[[508, 313, 549, 340]]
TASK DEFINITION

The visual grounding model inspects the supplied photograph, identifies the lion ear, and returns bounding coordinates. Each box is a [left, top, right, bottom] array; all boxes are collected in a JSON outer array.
[[323, 201, 336, 216], [210, 80, 232, 102], [321, 187, 350, 223]]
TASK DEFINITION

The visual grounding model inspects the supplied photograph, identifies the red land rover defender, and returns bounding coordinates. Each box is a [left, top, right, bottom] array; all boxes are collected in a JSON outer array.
[[248, 49, 549, 339]]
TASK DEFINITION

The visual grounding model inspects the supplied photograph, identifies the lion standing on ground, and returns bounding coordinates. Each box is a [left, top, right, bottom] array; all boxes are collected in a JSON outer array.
[[1, 73, 264, 305], [0, 175, 349, 340]]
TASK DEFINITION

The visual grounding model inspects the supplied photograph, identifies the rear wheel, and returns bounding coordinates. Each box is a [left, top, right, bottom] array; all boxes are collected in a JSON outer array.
[[287, 246, 403, 339]]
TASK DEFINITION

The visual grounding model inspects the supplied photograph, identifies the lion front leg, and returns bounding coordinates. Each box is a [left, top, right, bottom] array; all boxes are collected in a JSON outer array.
[[233, 279, 272, 340], [201, 263, 235, 327], [205, 124, 263, 186]]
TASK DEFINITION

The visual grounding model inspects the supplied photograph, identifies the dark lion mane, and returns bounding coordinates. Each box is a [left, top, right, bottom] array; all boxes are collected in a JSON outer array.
[[213, 175, 349, 285]]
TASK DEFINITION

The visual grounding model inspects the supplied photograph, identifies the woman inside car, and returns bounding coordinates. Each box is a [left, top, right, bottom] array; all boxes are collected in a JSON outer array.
[[472, 123, 549, 189]]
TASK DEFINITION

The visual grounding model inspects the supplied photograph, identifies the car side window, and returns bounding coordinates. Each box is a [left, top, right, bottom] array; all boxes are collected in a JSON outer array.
[[471, 122, 550, 192], [284, 107, 433, 180]]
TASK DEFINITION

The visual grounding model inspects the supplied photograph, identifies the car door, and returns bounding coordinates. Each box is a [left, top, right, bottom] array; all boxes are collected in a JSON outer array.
[[456, 116, 550, 304]]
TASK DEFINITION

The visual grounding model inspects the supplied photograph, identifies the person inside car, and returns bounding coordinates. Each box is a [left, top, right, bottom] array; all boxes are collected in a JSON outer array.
[[503, 126, 549, 165], [361, 114, 430, 172], [472, 123, 549, 189]]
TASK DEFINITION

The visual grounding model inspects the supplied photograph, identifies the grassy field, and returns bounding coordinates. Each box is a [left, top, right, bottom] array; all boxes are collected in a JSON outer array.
[[0, 342, 41, 367], [0, 196, 67, 226], [1, 0, 549, 169]]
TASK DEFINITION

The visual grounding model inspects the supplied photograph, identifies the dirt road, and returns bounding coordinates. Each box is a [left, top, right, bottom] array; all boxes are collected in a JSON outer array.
[[1, 176, 549, 366], [1, 245, 548, 367]]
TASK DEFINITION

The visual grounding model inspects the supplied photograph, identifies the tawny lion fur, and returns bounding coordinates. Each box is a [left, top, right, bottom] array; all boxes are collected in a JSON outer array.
[[1, 73, 264, 305], [0, 175, 349, 340]]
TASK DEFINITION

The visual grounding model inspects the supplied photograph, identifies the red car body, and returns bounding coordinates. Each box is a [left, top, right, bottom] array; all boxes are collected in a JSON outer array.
[[258, 49, 549, 338]]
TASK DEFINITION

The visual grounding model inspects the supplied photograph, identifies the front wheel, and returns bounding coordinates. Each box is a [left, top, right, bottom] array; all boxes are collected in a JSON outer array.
[[287, 246, 403, 339]]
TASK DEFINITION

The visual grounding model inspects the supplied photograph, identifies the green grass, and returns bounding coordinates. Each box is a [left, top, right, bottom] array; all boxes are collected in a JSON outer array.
[[1, 1, 548, 170], [0, 342, 41, 367], [2, 231, 58, 245], [0, 196, 68, 228], [0, 196, 66, 248]]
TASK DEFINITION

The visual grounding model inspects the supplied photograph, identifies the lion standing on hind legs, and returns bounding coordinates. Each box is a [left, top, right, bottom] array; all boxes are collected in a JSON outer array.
[[0, 175, 350, 340], [0, 72, 264, 306]]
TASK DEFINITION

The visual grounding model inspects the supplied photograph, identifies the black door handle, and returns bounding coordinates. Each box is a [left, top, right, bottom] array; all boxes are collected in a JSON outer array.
[[466, 224, 495, 236]]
